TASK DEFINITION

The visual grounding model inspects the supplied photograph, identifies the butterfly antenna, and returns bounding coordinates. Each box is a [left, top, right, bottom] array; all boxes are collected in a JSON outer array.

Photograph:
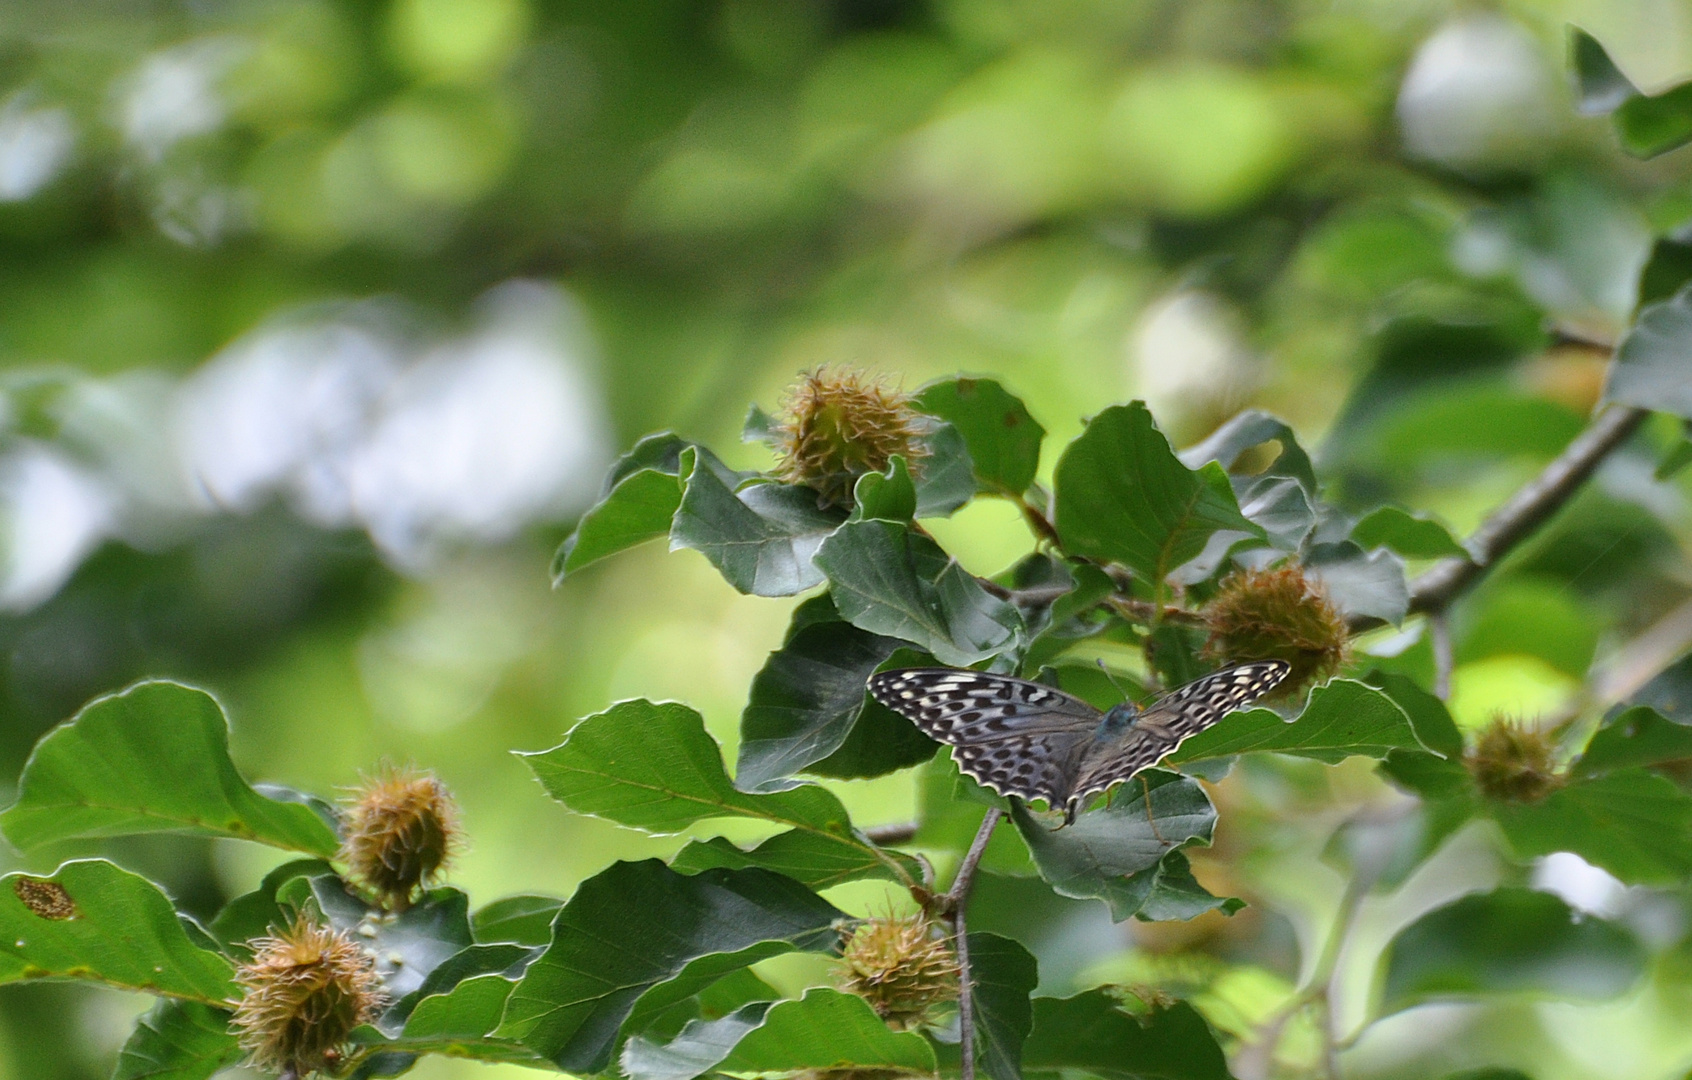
[[1094, 658, 1133, 705]]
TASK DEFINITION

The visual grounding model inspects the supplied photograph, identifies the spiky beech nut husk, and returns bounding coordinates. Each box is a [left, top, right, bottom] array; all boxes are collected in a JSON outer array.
[[773, 367, 929, 508], [837, 914, 960, 1029], [1201, 564, 1349, 694], [339, 766, 460, 911], [232, 914, 385, 1075], [1467, 716, 1563, 803]]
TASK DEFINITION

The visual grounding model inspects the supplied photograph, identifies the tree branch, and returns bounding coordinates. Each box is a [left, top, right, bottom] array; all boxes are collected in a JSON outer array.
[[948, 806, 1003, 1080], [1408, 404, 1648, 615]]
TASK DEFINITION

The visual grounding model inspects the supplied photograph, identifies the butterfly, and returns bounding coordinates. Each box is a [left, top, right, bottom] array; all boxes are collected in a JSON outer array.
[[867, 660, 1291, 824]]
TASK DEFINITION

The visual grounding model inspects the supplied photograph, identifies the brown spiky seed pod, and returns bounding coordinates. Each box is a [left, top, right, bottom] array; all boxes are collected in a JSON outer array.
[[339, 767, 460, 911], [232, 914, 385, 1075], [773, 367, 929, 507], [837, 914, 960, 1029], [1467, 716, 1563, 803], [1201, 564, 1349, 694]]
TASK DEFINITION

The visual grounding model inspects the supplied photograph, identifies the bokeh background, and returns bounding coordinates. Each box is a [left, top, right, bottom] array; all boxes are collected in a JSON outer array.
[[1, 1, 1691, 1078]]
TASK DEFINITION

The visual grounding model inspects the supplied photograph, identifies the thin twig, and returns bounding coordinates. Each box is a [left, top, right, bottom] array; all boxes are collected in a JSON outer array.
[[864, 821, 919, 846], [1430, 612, 1453, 701], [1409, 404, 1648, 615], [948, 806, 1003, 1080]]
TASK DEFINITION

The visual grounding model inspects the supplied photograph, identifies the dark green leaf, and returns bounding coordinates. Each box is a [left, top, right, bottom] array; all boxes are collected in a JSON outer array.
[[671, 451, 846, 596], [1024, 562, 1116, 670], [382, 943, 534, 1032], [849, 455, 917, 523], [553, 433, 691, 582], [0, 681, 339, 855], [966, 933, 1037, 1080], [1011, 771, 1219, 921], [312, 878, 474, 1000], [916, 377, 1046, 495], [1055, 403, 1259, 585], [669, 829, 920, 890], [1616, 82, 1692, 159], [1170, 679, 1429, 766], [1135, 851, 1244, 921], [520, 699, 902, 882], [625, 988, 935, 1080], [815, 519, 1022, 666], [736, 619, 927, 792], [1569, 28, 1639, 115], [1304, 541, 1409, 624], [496, 860, 842, 1071], [0, 860, 235, 1003], [1627, 650, 1692, 722], [1379, 888, 1645, 1014], [472, 895, 562, 947], [913, 421, 980, 518], [1178, 409, 1318, 491], [1638, 234, 1692, 307], [1606, 283, 1692, 419], [113, 1000, 240, 1080], [209, 858, 335, 956], [1492, 769, 1692, 886], [1021, 990, 1232, 1080], [1657, 434, 1692, 479], [1352, 506, 1468, 559], [1577, 705, 1692, 776]]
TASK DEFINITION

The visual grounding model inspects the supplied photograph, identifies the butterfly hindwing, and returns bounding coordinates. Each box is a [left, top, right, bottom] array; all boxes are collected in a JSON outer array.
[[865, 669, 1100, 744], [951, 732, 1091, 806]]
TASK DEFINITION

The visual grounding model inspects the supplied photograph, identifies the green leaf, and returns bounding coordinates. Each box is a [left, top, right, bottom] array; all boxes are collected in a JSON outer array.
[[1606, 283, 1692, 419], [916, 377, 1046, 495], [1178, 409, 1318, 491], [1351, 506, 1467, 559], [1011, 771, 1221, 922], [1637, 233, 1692, 307], [1629, 650, 1692, 722], [736, 618, 931, 792], [312, 878, 474, 1001], [1303, 540, 1410, 624], [1616, 83, 1692, 158], [670, 827, 919, 890], [671, 452, 846, 596], [208, 857, 335, 956], [1492, 769, 1692, 886], [1577, 705, 1692, 776], [472, 895, 562, 947], [0, 681, 340, 855], [553, 433, 690, 582], [965, 932, 1038, 1080], [1054, 403, 1259, 585], [1378, 888, 1645, 1015], [1362, 670, 1466, 760], [0, 860, 235, 1003], [383, 943, 535, 1033], [520, 699, 903, 882], [913, 421, 979, 518], [496, 860, 843, 1071], [113, 1000, 241, 1080], [1170, 679, 1429, 767], [848, 455, 917, 523], [1657, 433, 1692, 479], [624, 988, 936, 1080], [816, 519, 1022, 666], [1024, 561, 1116, 670], [1570, 28, 1638, 115], [1021, 990, 1232, 1080]]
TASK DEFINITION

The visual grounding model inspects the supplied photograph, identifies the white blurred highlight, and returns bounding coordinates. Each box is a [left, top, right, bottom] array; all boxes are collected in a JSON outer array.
[[0, 446, 116, 611], [120, 38, 245, 161], [1532, 852, 1628, 918], [1129, 289, 1255, 419], [1398, 16, 1559, 172], [0, 93, 76, 201]]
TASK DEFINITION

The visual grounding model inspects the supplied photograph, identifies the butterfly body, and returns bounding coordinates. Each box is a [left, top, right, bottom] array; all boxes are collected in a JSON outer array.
[[867, 660, 1291, 824]]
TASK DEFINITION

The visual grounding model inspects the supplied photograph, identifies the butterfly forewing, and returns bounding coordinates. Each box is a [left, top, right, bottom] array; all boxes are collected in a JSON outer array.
[[1071, 660, 1291, 804], [865, 669, 1101, 744]]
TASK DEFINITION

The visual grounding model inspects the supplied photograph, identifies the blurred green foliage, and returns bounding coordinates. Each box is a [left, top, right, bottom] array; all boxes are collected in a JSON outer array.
[[1, 1, 1691, 1079]]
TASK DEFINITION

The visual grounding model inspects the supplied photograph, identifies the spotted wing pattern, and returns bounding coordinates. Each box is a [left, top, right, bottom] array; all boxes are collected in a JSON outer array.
[[865, 669, 1100, 804], [1071, 659, 1291, 810]]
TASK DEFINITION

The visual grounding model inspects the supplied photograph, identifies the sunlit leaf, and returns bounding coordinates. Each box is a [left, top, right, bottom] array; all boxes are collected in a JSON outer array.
[[521, 699, 903, 882], [670, 829, 920, 890], [471, 895, 562, 947], [113, 1000, 240, 1080], [916, 376, 1046, 495], [553, 433, 690, 582], [1378, 888, 1645, 1014], [1055, 402, 1259, 585], [1170, 679, 1429, 766], [815, 519, 1023, 666], [848, 454, 917, 523], [497, 860, 842, 1071], [0, 860, 235, 1003], [1351, 506, 1467, 559], [0, 681, 339, 855]]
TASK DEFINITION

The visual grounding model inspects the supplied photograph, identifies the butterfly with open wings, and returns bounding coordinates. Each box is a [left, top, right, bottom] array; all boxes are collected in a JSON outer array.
[[867, 660, 1291, 824]]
